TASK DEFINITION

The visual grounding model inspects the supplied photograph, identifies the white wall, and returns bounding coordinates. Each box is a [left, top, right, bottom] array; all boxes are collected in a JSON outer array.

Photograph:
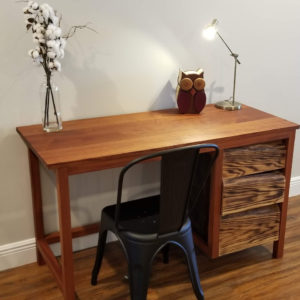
[[0, 0, 299, 269]]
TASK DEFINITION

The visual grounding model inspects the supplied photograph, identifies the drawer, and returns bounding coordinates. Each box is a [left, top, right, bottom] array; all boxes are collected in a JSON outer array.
[[222, 172, 285, 216], [219, 205, 280, 256], [223, 141, 286, 179]]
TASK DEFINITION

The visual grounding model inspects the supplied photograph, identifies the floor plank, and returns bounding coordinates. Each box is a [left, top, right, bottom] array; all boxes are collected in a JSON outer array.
[[1, 196, 300, 299]]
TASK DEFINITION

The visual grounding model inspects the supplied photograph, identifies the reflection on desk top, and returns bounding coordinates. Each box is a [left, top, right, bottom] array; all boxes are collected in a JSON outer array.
[[16, 104, 299, 174]]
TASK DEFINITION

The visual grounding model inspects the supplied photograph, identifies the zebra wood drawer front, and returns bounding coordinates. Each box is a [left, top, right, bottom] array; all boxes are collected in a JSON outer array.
[[219, 205, 280, 256], [223, 141, 286, 179], [222, 172, 285, 216]]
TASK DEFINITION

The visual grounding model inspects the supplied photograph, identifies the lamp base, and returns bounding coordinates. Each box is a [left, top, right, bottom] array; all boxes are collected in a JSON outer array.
[[215, 100, 242, 111]]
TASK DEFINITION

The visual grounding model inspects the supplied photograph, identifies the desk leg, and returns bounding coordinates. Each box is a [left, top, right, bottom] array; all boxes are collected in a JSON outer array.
[[28, 149, 45, 265], [208, 149, 223, 258], [273, 133, 296, 258], [56, 168, 75, 300]]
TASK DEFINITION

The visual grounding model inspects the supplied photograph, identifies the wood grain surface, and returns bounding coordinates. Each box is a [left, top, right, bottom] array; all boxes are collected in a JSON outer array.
[[273, 132, 296, 258], [219, 205, 280, 256], [16, 105, 299, 174], [223, 141, 286, 178], [28, 149, 45, 265], [222, 172, 285, 215], [1, 196, 299, 300]]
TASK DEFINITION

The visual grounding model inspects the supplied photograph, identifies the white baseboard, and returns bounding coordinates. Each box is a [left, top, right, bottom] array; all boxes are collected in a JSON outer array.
[[0, 233, 116, 272], [1, 177, 300, 272], [0, 238, 36, 272], [289, 176, 300, 197]]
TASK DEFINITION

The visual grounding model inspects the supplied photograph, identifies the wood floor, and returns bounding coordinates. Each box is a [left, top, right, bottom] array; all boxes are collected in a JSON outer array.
[[1, 196, 300, 300]]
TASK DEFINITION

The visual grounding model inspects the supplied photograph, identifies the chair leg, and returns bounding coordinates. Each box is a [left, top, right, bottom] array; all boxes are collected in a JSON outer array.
[[180, 231, 205, 300], [125, 243, 154, 300], [91, 230, 107, 285], [162, 243, 170, 264], [128, 260, 151, 300]]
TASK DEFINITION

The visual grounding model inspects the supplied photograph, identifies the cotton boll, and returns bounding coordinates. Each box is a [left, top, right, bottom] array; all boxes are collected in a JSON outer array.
[[41, 3, 51, 13], [50, 33, 56, 40], [28, 49, 34, 57], [47, 51, 56, 59], [51, 16, 59, 26], [45, 25, 57, 40], [33, 23, 44, 32], [54, 27, 62, 37], [45, 29, 52, 37], [32, 50, 40, 58], [32, 2, 39, 10], [48, 24, 55, 31], [35, 26, 45, 34], [42, 9, 49, 21], [47, 40, 55, 48], [30, 9, 38, 17], [40, 4, 47, 10], [48, 62, 54, 69], [49, 46, 59, 56], [40, 4, 51, 20], [51, 41, 60, 54], [54, 60, 61, 71], [45, 29, 56, 40], [45, 4, 56, 22], [35, 33, 43, 39], [38, 15, 44, 24]]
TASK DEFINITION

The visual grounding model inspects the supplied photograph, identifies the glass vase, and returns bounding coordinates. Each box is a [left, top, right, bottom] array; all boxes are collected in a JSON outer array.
[[40, 76, 62, 132]]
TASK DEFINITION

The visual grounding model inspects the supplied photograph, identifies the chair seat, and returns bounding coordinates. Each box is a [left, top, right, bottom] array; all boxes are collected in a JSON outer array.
[[103, 194, 191, 241], [103, 195, 160, 235]]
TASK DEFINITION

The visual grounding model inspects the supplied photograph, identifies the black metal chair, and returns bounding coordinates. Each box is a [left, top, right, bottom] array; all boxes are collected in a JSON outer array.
[[91, 144, 219, 300]]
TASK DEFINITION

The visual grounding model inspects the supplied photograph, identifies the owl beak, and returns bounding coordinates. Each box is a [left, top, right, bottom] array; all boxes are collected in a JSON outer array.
[[190, 88, 196, 96]]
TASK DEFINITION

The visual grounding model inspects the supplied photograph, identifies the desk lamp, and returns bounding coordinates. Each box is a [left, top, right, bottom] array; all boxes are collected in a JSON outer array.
[[203, 19, 242, 110]]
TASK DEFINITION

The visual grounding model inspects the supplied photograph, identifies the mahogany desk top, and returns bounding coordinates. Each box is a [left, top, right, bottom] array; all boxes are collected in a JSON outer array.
[[17, 104, 299, 175]]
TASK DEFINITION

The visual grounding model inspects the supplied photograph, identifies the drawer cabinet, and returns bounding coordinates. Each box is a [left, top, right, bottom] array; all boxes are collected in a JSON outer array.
[[218, 141, 286, 256], [223, 141, 286, 178], [219, 205, 280, 256], [222, 172, 285, 216]]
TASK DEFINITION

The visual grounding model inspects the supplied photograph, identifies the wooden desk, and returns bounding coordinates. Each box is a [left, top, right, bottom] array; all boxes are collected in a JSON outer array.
[[17, 104, 299, 300]]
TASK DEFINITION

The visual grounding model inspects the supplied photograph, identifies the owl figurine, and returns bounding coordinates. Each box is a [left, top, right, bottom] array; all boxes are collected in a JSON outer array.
[[176, 68, 206, 114]]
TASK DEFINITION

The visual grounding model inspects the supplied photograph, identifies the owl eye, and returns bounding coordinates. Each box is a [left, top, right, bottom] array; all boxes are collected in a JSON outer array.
[[179, 78, 193, 91], [194, 78, 205, 91]]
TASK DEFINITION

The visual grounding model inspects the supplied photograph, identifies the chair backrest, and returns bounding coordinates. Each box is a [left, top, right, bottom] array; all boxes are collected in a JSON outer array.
[[114, 144, 219, 235]]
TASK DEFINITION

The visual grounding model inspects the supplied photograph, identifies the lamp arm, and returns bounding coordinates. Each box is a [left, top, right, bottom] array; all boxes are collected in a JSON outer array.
[[217, 32, 241, 64]]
